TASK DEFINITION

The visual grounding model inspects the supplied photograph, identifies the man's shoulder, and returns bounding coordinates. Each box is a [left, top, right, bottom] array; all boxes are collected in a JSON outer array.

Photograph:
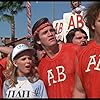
[[78, 40, 95, 56], [63, 43, 81, 50]]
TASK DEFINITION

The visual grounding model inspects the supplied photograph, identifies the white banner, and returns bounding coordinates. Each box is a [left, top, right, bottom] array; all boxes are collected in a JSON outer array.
[[63, 11, 89, 43], [53, 19, 64, 41], [53, 11, 90, 43]]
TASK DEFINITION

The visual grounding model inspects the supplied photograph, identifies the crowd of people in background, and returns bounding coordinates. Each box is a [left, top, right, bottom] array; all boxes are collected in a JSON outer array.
[[0, 1, 100, 99]]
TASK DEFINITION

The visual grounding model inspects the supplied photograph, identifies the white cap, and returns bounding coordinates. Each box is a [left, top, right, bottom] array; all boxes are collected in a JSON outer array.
[[11, 44, 34, 61]]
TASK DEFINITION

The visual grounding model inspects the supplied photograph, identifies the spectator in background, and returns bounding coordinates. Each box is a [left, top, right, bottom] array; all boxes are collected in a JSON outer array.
[[0, 46, 12, 98], [33, 42, 46, 66], [0, 46, 13, 59], [32, 17, 78, 98], [0, 57, 8, 98], [72, 2, 100, 98], [66, 28, 88, 46], [30, 40, 46, 66], [3, 43, 48, 98], [70, 1, 86, 14]]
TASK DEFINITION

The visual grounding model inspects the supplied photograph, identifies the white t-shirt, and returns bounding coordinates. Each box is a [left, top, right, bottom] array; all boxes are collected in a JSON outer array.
[[3, 77, 48, 99], [75, 5, 86, 12], [72, 5, 86, 14]]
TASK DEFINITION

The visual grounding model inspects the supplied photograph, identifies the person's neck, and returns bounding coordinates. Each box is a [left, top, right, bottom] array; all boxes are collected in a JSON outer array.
[[44, 43, 62, 59], [94, 35, 100, 45], [17, 71, 30, 77]]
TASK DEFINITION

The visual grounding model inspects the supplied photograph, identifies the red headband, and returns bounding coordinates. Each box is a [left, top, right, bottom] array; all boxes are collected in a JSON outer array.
[[34, 22, 52, 34]]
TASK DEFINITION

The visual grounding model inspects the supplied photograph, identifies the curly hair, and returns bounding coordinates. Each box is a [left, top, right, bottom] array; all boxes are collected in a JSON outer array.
[[66, 28, 88, 43], [84, 1, 100, 33]]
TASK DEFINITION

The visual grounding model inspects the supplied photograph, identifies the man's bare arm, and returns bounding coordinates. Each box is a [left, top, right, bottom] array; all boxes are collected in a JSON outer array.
[[72, 73, 86, 98], [0, 46, 13, 54]]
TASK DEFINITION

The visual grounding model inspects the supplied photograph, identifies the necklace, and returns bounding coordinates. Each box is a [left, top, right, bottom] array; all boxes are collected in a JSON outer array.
[[16, 77, 28, 88], [18, 80, 27, 88]]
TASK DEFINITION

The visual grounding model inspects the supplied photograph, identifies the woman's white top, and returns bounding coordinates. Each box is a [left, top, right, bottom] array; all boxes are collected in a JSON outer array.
[[3, 77, 48, 99]]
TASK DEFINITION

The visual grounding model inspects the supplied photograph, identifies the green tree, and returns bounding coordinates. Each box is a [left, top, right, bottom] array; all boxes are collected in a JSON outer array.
[[0, 1, 25, 46]]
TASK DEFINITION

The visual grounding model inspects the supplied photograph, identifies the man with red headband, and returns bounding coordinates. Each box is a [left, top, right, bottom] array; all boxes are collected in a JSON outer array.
[[32, 18, 79, 98]]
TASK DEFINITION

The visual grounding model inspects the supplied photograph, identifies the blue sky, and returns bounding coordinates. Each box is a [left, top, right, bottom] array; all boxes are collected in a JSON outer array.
[[0, 1, 92, 39]]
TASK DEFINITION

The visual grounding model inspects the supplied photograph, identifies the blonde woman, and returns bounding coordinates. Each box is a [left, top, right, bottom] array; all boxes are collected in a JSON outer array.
[[3, 43, 48, 99]]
